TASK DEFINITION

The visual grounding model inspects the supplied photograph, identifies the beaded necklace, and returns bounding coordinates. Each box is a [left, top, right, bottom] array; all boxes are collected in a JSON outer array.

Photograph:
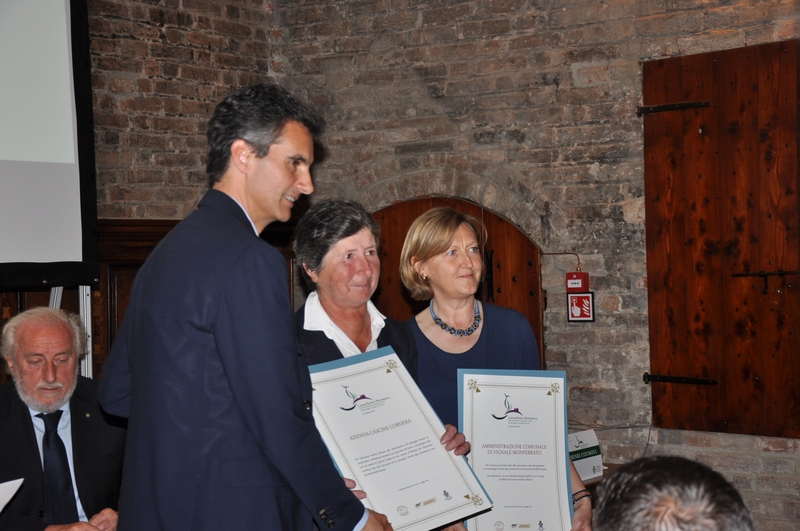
[[429, 300, 481, 339]]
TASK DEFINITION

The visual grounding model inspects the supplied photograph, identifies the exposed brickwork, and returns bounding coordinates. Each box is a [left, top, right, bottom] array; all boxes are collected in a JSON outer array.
[[89, 0, 274, 218], [88, 0, 800, 528]]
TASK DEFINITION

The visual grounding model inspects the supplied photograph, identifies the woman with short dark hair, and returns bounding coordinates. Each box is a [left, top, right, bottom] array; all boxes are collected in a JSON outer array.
[[293, 199, 417, 372], [293, 199, 469, 452]]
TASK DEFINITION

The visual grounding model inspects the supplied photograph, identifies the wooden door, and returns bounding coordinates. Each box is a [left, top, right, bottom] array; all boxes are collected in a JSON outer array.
[[372, 198, 545, 367], [643, 41, 800, 437]]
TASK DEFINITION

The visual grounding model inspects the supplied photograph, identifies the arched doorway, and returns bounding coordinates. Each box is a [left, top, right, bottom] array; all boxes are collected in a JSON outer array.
[[371, 198, 546, 367]]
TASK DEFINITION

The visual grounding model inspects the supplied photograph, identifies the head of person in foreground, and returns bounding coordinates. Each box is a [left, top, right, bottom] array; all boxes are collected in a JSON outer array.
[[594, 455, 754, 531]]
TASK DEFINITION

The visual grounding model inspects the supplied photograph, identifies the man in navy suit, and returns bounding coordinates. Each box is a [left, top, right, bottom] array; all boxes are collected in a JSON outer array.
[[1, 307, 126, 531], [98, 84, 392, 531]]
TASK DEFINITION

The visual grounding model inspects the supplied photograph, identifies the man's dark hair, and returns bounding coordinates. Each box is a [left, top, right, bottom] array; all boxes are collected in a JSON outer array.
[[595, 456, 754, 531], [205, 84, 325, 187], [294, 199, 381, 289]]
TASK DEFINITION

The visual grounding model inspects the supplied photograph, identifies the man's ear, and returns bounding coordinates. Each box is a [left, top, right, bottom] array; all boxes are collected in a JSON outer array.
[[229, 139, 252, 175], [4, 355, 15, 374]]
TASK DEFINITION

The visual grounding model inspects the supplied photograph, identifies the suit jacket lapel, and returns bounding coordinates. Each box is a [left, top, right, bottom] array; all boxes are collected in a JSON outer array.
[[0, 384, 46, 497], [70, 380, 97, 514]]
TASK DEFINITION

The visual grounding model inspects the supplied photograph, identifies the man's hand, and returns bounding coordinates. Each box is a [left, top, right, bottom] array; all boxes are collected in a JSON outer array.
[[441, 424, 470, 456], [363, 509, 393, 530], [44, 508, 118, 531], [89, 508, 118, 531], [344, 476, 367, 500], [569, 461, 592, 531], [571, 496, 592, 531], [45, 525, 98, 531]]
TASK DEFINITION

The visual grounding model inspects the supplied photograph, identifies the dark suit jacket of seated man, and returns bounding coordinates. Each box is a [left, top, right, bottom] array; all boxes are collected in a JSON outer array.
[[0, 376, 126, 531]]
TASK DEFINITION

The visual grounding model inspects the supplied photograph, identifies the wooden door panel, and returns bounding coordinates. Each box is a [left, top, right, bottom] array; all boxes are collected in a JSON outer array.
[[644, 41, 800, 438], [644, 53, 694, 428], [678, 50, 726, 431], [372, 198, 544, 367], [481, 213, 543, 364], [752, 42, 799, 436], [715, 46, 763, 433], [90, 264, 140, 380], [692, 52, 730, 433], [757, 42, 799, 272]]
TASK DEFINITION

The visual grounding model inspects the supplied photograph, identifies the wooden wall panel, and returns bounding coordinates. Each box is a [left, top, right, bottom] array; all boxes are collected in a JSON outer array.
[[1, 218, 298, 382]]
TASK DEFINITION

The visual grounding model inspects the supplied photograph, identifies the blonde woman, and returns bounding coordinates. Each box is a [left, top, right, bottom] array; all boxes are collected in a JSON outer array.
[[401, 207, 592, 531]]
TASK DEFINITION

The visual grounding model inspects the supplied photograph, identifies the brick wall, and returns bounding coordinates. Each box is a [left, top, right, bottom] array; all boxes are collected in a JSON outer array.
[[90, 0, 275, 219], [89, 0, 800, 529]]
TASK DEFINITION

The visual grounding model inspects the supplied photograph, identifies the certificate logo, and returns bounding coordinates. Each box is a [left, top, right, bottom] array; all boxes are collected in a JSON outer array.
[[492, 393, 522, 420], [397, 506, 408, 517], [339, 385, 371, 411]]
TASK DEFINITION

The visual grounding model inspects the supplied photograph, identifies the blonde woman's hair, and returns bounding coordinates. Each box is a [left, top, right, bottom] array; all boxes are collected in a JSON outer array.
[[400, 207, 486, 301]]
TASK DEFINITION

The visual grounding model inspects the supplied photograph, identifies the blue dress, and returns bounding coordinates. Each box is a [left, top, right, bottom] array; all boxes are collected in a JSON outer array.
[[407, 302, 541, 427]]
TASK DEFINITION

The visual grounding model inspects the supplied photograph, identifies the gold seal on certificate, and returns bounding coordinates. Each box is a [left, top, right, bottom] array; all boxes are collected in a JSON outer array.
[[309, 347, 491, 531], [459, 369, 573, 531]]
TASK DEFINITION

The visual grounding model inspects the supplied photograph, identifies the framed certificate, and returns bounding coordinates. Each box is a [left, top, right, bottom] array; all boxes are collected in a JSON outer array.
[[310, 347, 491, 531], [458, 369, 573, 531]]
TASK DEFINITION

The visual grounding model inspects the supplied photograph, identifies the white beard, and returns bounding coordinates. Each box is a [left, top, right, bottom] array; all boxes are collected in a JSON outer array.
[[11, 366, 79, 414]]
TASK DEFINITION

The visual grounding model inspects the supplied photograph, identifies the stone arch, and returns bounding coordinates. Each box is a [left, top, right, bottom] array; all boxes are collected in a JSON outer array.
[[319, 170, 567, 254]]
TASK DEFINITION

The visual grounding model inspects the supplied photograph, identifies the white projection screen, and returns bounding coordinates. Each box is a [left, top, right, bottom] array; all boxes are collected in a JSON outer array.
[[0, 0, 98, 289]]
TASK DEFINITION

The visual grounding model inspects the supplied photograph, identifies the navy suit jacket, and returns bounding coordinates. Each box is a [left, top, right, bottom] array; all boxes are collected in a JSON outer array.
[[0, 377, 126, 531], [294, 303, 419, 381], [98, 190, 364, 531]]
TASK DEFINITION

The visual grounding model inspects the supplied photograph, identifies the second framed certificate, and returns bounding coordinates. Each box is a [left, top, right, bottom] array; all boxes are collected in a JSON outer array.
[[458, 369, 573, 531]]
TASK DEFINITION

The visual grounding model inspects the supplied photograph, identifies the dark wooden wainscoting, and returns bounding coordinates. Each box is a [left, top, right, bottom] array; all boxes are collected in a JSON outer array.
[[0, 219, 298, 384]]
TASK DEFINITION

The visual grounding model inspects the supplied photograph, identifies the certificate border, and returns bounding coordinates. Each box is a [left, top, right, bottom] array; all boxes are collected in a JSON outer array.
[[308, 345, 397, 374], [458, 369, 573, 531], [311, 348, 491, 530]]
